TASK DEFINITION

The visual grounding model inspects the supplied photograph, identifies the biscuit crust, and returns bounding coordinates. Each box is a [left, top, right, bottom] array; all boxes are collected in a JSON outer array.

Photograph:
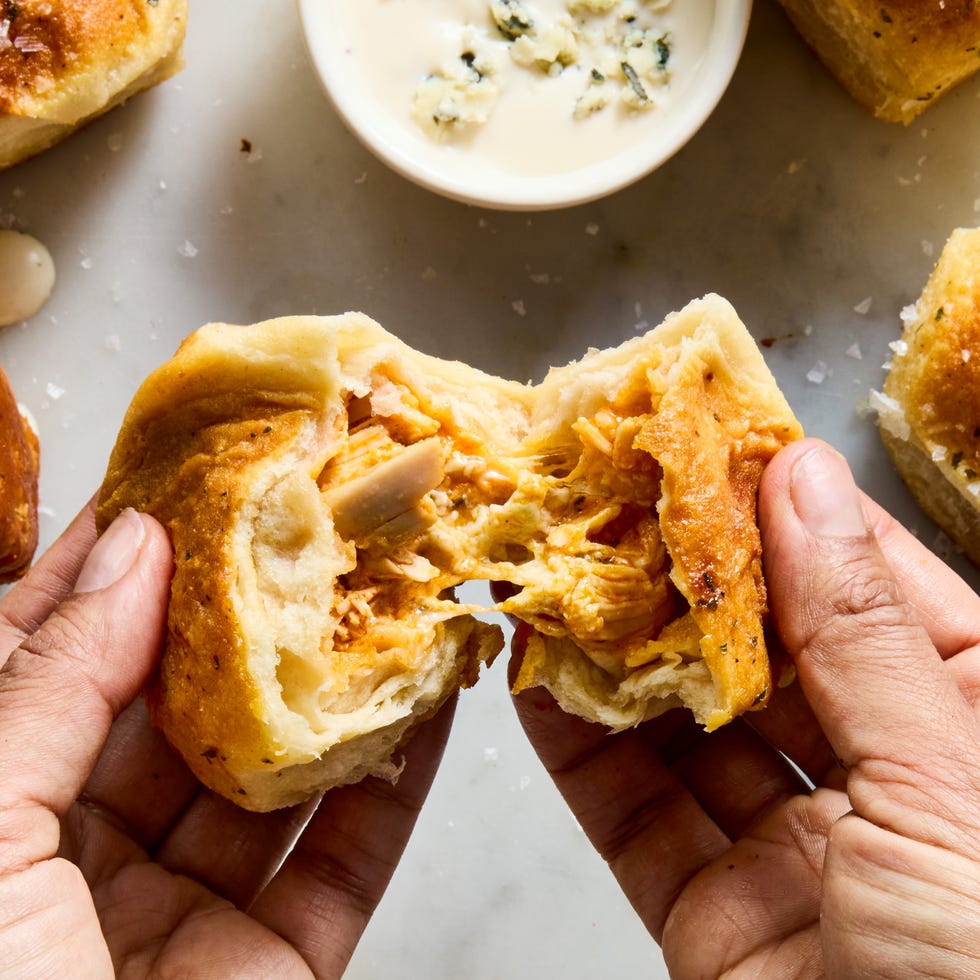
[[0, 0, 188, 168]]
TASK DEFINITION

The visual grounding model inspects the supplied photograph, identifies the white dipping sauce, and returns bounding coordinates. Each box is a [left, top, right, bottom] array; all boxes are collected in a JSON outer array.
[[325, 0, 713, 181], [0, 230, 56, 327]]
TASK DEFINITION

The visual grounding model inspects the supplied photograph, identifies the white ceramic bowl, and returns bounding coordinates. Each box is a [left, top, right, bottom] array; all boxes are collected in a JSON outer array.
[[298, 0, 752, 211]]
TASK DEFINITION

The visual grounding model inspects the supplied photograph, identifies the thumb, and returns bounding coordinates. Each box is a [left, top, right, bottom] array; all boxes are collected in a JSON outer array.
[[759, 439, 980, 854], [0, 508, 173, 874]]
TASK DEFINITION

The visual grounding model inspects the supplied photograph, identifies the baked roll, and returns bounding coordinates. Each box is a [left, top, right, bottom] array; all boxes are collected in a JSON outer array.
[[877, 227, 980, 563], [97, 295, 802, 810], [0, 0, 188, 170], [776, 0, 980, 124], [0, 365, 39, 583]]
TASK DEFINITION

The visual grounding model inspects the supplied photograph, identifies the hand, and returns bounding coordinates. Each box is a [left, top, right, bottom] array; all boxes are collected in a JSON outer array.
[[0, 502, 454, 978], [511, 437, 980, 978]]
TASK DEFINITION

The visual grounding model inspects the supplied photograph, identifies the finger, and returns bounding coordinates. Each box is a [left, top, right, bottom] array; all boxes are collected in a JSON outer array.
[[661, 786, 851, 978], [862, 493, 980, 657], [0, 509, 173, 874], [745, 677, 844, 789], [152, 791, 320, 910], [509, 649, 728, 941], [75, 696, 201, 851], [666, 717, 811, 840], [759, 439, 980, 854], [0, 498, 99, 665], [249, 696, 458, 976]]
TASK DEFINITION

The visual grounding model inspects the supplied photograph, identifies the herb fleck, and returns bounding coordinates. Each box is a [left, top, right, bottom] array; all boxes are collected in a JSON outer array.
[[621, 61, 649, 103]]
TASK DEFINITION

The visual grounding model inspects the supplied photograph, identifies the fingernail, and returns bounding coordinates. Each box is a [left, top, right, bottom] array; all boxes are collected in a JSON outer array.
[[790, 447, 867, 538], [76, 509, 146, 593]]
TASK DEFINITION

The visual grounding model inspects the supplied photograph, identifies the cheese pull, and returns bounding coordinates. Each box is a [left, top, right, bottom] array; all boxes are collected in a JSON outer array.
[[97, 296, 802, 810]]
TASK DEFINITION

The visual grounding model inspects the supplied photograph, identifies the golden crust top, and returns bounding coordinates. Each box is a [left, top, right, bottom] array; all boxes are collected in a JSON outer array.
[[880, 228, 980, 560], [884, 229, 980, 474], [636, 351, 793, 725], [0, 364, 39, 583], [0, 0, 186, 113], [777, 0, 980, 123], [0, 0, 187, 168]]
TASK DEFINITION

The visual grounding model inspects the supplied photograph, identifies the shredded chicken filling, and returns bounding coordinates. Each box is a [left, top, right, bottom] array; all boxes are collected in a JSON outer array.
[[314, 371, 682, 685]]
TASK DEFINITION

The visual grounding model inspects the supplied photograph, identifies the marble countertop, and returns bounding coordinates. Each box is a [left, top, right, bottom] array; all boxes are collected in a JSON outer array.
[[1, 1, 979, 976]]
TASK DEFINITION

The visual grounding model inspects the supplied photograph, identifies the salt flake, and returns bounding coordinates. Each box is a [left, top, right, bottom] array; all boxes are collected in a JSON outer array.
[[806, 361, 829, 384]]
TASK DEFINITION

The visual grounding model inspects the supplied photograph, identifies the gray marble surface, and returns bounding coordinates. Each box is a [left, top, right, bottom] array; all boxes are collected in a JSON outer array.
[[1, 1, 978, 977]]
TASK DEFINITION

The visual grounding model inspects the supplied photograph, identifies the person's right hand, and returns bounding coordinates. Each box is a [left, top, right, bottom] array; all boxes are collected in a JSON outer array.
[[511, 438, 980, 977]]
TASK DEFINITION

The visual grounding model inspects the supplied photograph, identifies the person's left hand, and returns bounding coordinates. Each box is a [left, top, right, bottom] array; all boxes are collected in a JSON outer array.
[[0, 502, 454, 979]]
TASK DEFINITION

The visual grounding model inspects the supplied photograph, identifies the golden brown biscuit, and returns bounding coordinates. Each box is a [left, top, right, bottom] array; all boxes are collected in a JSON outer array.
[[0, 364, 39, 583], [878, 227, 980, 562], [98, 296, 802, 810], [0, 0, 188, 169], [776, 0, 980, 124]]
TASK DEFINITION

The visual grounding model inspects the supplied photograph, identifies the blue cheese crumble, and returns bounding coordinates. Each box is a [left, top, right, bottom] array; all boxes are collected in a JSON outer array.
[[412, 0, 675, 140]]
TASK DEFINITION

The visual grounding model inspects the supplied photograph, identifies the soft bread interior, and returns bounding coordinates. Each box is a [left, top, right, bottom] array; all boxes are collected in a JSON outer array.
[[99, 296, 802, 810], [879, 227, 980, 563]]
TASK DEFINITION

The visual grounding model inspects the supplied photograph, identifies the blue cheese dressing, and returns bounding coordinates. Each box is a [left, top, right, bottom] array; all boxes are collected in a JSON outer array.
[[326, 0, 712, 180]]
